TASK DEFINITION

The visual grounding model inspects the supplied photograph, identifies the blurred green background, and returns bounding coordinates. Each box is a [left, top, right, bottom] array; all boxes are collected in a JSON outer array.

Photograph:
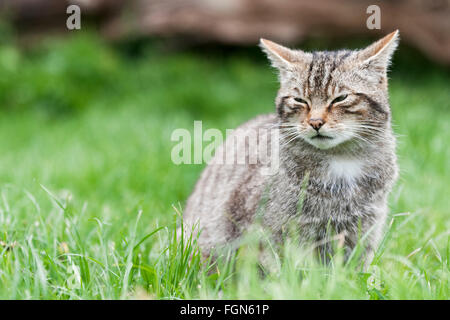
[[0, 17, 448, 299]]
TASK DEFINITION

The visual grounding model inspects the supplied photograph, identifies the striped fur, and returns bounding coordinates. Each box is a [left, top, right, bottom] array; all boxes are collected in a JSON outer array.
[[183, 31, 400, 267]]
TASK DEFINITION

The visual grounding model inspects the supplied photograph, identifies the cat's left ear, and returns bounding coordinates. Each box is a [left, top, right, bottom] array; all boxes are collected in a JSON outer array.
[[357, 30, 399, 72]]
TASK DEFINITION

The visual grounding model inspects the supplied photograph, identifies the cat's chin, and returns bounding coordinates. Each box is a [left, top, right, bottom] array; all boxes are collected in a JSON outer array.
[[303, 136, 348, 150]]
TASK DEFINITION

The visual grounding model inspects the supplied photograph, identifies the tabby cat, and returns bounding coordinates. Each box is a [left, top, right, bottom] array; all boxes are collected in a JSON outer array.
[[183, 31, 399, 266]]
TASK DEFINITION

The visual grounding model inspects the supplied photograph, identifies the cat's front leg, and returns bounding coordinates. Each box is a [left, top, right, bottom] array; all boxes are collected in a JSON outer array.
[[344, 214, 386, 270]]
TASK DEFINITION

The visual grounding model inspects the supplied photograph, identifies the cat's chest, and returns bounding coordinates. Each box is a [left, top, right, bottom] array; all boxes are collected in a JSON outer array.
[[325, 157, 365, 185], [304, 157, 367, 198], [269, 156, 373, 205], [292, 158, 368, 222], [264, 157, 377, 225]]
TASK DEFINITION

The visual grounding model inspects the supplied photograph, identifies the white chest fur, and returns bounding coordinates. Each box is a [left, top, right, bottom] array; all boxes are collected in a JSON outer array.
[[327, 157, 364, 184]]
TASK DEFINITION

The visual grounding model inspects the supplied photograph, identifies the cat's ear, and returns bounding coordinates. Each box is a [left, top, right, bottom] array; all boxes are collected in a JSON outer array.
[[357, 30, 399, 72], [259, 39, 298, 71]]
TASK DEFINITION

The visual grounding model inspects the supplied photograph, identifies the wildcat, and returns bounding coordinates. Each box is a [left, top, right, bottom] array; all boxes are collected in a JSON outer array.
[[183, 31, 399, 266]]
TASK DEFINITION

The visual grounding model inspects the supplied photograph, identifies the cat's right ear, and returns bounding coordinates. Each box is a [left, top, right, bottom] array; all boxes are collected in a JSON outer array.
[[259, 39, 297, 71]]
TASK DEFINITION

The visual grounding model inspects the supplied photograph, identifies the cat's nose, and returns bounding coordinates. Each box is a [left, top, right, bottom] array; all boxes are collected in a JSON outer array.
[[308, 118, 325, 131]]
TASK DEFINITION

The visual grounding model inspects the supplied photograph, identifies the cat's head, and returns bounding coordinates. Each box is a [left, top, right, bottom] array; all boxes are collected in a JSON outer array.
[[260, 31, 399, 150]]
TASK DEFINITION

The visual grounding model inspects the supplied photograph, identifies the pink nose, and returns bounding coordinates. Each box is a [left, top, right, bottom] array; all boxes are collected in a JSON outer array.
[[308, 118, 324, 130]]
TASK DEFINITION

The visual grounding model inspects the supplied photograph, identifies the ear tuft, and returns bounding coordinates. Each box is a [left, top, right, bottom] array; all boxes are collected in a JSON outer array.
[[358, 30, 400, 71], [259, 38, 296, 71]]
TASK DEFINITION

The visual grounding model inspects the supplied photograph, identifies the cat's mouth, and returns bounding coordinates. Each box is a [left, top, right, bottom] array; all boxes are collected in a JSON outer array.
[[311, 134, 333, 140]]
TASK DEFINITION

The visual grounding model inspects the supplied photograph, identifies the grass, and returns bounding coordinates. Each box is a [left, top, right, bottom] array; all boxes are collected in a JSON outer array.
[[0, 32, 448, 299]]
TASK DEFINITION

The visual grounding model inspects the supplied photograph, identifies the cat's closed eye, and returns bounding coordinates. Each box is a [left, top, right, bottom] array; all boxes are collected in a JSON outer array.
[[294, 97, 308, 105], [331, 94, 348, 105]]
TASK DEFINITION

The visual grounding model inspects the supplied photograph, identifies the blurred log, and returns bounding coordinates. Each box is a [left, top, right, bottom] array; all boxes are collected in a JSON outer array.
[[2, 0, 450, 65], [1, 0, 123, 33]]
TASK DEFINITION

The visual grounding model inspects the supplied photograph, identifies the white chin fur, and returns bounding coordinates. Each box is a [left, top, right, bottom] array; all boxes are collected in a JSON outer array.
[[304, 135, 350, 150]]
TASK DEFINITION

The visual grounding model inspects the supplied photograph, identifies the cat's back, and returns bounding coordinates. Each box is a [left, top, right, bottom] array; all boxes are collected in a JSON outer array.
[[183, 113, 277, 250]]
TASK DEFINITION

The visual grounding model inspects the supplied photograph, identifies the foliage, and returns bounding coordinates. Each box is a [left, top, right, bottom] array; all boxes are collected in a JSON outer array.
[[0, 33, 448, 299]]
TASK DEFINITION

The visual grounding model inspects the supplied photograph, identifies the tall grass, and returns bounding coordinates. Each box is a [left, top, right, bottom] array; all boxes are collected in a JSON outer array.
[[0, 33, 448, 299]]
